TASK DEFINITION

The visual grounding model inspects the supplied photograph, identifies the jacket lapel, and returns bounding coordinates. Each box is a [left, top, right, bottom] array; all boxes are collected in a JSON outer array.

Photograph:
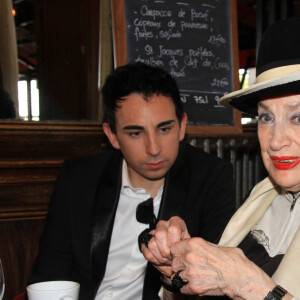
[[90, 150, 123, 289], [143, 143, 190, 299], [158, 142, 190, 220]]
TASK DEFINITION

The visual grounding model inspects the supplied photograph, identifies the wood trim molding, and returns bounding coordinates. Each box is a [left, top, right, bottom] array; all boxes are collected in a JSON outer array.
[[0, 120, 102, 131]]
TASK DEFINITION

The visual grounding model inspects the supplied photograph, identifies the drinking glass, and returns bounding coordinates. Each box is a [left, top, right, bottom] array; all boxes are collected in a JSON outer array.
[[0, 259, 4, 300]]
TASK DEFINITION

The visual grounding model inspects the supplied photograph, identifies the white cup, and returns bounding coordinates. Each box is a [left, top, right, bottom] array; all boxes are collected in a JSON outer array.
[[27, 280, 80, 300]]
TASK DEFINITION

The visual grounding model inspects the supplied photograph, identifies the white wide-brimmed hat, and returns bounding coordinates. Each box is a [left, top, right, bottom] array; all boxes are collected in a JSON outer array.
[[219, 18, 300, 115]]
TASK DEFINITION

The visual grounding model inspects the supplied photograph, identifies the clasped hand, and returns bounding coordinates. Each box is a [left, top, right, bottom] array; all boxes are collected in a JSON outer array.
[[141, 216, 276, 300]]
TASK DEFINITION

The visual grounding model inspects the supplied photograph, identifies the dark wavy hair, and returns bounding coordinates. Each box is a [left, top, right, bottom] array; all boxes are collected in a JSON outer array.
[[101, 62, 184, 133]]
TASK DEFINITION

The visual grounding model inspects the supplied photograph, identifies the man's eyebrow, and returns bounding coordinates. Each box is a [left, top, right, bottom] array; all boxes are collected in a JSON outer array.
[[157, 120, 175, 127], [122, 120, 175, 130], [123, 125, 144, 130]]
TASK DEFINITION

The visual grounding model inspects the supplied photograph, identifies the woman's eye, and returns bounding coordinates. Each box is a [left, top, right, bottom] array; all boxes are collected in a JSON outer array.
[[291, 114, 300, 125], [258, 113, 273, 124]]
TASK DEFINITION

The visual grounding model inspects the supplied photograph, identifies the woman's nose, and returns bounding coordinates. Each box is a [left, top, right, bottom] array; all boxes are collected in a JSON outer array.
[[269, 122, 292, 151]]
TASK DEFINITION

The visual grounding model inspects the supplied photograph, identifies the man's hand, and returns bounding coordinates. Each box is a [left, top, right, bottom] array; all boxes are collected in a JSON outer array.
[[141, 216, 191, 278]]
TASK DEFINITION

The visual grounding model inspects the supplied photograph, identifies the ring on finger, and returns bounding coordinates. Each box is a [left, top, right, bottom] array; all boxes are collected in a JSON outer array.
[[138, 228, 154, 252], [172, 270, 188, 289]]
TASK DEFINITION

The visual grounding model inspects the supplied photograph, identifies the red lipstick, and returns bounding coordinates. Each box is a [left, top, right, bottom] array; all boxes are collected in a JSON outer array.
[[270, 156, 300, 170]]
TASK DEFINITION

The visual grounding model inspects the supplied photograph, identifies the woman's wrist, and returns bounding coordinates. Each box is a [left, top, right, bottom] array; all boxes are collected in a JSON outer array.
[[264, 285, 287, 300], [229, 275, 276, 300], [263, 285, 296, 300]]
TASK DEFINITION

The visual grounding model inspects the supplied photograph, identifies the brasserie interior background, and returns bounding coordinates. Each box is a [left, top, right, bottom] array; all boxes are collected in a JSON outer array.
[[1, 0, 300, 299]]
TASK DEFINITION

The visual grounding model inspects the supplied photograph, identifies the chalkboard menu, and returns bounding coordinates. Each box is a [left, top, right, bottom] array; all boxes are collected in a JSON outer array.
[[111, 0, 241, 134]]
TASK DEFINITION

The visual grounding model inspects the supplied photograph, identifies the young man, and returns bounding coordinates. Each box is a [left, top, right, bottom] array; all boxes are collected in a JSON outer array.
[[29, 63, 235, 300]]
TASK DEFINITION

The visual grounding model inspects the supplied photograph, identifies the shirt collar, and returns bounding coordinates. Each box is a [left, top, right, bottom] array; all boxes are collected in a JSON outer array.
[[121, 159, 164, 197], [122, 159, 132, 188], [121, 160, 149, 195]]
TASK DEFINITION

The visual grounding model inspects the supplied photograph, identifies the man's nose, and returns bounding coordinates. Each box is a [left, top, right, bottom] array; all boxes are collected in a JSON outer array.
[[145, 134, 161, 156]]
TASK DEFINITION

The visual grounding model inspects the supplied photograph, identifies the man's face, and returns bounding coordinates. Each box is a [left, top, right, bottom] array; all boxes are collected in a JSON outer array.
[[103, 93, 187, 189]]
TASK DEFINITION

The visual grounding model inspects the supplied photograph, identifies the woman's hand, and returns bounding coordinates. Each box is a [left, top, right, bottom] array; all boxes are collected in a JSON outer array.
[[170, 237, 276, 300], [141, 216, 191, 278]]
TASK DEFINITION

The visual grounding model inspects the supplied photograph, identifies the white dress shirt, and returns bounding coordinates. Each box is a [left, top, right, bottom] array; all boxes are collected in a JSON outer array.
[[95, 160, 163, 300]]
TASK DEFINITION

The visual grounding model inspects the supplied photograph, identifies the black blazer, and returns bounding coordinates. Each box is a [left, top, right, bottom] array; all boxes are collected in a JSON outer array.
[[30, 142, 235, 299]]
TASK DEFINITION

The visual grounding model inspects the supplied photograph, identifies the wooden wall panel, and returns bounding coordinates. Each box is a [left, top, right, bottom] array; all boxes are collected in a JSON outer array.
[[0, 121, 107, 300]]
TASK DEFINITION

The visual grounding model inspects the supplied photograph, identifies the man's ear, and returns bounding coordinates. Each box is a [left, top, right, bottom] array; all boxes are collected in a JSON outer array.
[[102, 123, 120, 149], [179, 113, 187, 141]]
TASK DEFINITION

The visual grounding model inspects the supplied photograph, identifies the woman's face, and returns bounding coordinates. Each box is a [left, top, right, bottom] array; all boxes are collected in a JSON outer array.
[[258, 94, 300, 192]]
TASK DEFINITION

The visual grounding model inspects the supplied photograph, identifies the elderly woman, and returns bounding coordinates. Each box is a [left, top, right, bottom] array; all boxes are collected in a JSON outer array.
[[141, 18, 300, 300]]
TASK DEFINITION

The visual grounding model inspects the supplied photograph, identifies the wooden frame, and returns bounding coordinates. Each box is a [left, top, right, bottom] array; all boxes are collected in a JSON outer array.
[[111, 0, 241, 135]]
